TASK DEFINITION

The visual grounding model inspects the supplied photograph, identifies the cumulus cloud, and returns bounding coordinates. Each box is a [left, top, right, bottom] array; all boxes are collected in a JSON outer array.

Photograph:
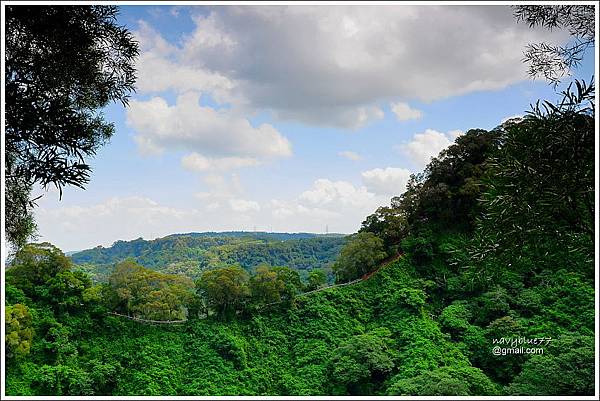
[[181, 152, 261, 172], [269, 178, 385, 232], [126, 92, 292, 159], [338, 150, 362, 161], [299, 179, 376, 208], [136, 52, 234, 99], [361, 167, 411, 196], [266, 175, 419, 233], [399, 129, 464, 168], [391, 102, 423, 121], [134, 21, 234, 100], [133, 6, 567, 128], [269, 199, 338, 221]]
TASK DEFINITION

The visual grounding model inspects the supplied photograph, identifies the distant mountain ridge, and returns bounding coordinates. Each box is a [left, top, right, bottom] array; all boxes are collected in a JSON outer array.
[[70, 231, 347, 282]]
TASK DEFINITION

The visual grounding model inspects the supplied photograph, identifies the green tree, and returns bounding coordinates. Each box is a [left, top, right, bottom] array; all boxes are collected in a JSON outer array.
[[386, 366, 499, 396], [472, 81, 594, 273], [360, 199, 409, 256], [249, 265, 285, 306], [507, 335, 594, 395], [196, 265, 250, 319], [329, 331, 395, 395], [5, 5, 138, 249], [5, 283, 28, 305], [332, 232, 387, 283], [107, 259, 145, 313], [47, 270, 93, 312], [6, 243, 72, 296], [398, 129, 499, 231], [5, 303, 34, 359], [306, 269, 327, 291], [272, 266, 302, 304], [108, 259, 195, 320]]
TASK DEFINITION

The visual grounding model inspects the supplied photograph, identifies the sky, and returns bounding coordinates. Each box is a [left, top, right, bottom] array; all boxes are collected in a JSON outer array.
[[32, 4, 595, 252]]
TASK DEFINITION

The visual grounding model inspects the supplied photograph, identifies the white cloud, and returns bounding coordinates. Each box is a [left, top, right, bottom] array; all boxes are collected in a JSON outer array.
[[181, 152, 260, 172], [126, 92, 292, 159], [36, 196, 198, 249], [299, 179, 376, 208], [36, 175, 410, 250], [229, 198, 261, 213], [269, 180, 376, 231], [399, 129, 464, 168], [270, 199, 338, 221], [390, 102, 423, 121], [134, 21, 234, 100], [194, 173, 244, 204], [361, 167, 411, 196], [36, 177, 262, 250], [136, 52, 234, 98], [338, 150, 362, 161], [268, 177, 400, 233], [132, 6, 567, 128], [193, 173, 259, 213], [136, 20, 176, 56]]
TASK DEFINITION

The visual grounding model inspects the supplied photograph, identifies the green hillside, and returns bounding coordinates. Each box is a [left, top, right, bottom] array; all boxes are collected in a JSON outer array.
[[6, 258, 503, 396], [70, 233, 346, 282]]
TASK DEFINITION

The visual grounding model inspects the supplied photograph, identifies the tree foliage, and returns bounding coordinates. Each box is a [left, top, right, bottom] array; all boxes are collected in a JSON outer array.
[[506, 335, 594, 395], [107, 260, 195, 320], [387, 366, 499, 396], [249, 265, 285, 306], [470, 80, 595, 277], [5, 5, 138, 249], [360, 128, 500, 264], [332, 232, 387, 283], [196, 266, 250, 319], [6, 304, 34, 359], [360, 198, 408, 256], [399, 129, 500, 231], [6, 243, 72, 296], [329, 331, 395, 395], [514, 5, 594, 85], [306, 269, 328, 291]]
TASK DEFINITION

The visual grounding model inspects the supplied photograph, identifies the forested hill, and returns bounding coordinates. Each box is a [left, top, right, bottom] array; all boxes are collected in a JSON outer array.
[[70, 232, 346, 281]]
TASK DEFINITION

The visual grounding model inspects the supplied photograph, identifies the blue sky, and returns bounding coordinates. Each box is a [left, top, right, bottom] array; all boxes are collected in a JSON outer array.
[[34, 5, 595, 251]]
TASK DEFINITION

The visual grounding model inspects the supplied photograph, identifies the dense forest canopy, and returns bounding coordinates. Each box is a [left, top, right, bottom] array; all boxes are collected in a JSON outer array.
[[69, 232, 346, 282]]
